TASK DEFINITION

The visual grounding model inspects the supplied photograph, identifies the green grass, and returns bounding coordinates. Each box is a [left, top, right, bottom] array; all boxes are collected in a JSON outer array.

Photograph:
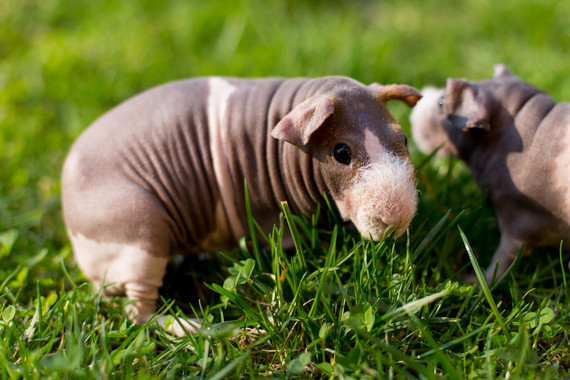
[[2, 0, 570, 377]]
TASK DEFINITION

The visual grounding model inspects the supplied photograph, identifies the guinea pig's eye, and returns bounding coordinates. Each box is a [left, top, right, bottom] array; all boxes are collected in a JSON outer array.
[[333, 143, 352, 165], [403, 134, 408, 147], [438, 95, 445, 111]]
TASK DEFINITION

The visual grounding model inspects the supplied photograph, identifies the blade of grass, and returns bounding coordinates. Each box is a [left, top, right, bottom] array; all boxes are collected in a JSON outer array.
[[458, 226, 510, 337], [208, 283, 260, 324], [287, 272, 308, 317], [309, 225, 337, 318], [244, 180, 263, 272], [199, 338, 211, 379], [414, 143, 445, 172], [559, 241, 568, 305], [413, 210, 465, 263], [208, 352, 250, 380], [489, 245, 525, 291], [354, 329, 436, 379], [406, 312, 463, 380], [281, 201, 306, 268], [0, 266, 20, 302], [418, 322, 493, 358], [412, 209, 451, 258], [380, 289, 450, 323]]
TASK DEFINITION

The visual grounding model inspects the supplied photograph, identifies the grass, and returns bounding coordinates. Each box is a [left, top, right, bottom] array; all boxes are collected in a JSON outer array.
[[2, 0, 570, 377]]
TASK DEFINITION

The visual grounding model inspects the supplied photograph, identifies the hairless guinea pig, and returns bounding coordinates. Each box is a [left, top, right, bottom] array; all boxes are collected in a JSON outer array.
[[62, 76, 421, 336], [410, 64, 570, 284]]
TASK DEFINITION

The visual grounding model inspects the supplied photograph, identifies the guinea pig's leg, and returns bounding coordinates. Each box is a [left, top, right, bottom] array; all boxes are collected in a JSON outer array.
[[464, 233, 528, 285], [484, 233, 529, 285], [115, 247, 202, 337], [125, 280, 201, 336]]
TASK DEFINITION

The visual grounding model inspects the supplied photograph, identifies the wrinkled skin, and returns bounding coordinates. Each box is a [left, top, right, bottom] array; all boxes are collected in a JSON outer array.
[[62, 76, 420, 335], [411, 64, 570, 284]]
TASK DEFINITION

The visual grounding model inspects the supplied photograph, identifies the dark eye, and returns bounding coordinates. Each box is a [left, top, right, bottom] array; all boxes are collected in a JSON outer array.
[[438, 95, 445, 110], [403, 134, 408, 147], [333, 143, 352, 165]]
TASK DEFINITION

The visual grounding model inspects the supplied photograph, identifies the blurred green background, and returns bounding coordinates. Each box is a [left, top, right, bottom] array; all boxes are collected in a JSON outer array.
[[1, 0, 569, 286]]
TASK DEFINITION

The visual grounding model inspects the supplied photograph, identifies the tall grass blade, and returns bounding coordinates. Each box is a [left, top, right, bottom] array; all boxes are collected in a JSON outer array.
[[209, 352, 250, 380], [244, 180, 263, 272], [381, 290, 450, 322], [459, 226, 510, 337], [354, 329, 435, 379], [281, 201, 306, 268], [308, 225, 337, 318], [407, 312, 463, 380], [559, 241, 568, 305], [412, 209, 451, 258], [418, 323, 493, 358]]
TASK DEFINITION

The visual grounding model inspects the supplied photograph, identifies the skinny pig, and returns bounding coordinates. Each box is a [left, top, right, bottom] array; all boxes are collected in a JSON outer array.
[[410, 64, 570, 284], [62, 76, 420, 335]]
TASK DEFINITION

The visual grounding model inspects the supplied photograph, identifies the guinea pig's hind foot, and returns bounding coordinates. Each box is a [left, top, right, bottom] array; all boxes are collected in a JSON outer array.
[[124, 284, 202, 337], [127, 300, 202, 337]]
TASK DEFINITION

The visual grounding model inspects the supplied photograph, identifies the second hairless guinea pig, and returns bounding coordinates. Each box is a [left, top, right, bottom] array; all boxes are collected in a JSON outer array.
[[411, 64, 570, 284], [62, 76, 421, 336]]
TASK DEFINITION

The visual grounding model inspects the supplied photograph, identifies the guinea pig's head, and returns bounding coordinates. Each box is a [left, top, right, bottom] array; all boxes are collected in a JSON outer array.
[[411, 74, 502, 158], [271, 78, 420, 240], [409, 86, 460, 157]]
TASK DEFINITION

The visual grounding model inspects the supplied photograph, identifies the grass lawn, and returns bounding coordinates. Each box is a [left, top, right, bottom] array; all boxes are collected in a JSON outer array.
[[2, 0, 570, 378]]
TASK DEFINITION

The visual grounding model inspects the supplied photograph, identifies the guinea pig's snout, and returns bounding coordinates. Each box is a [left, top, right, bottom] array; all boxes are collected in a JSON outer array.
[[338, 153, 418, 242], [360, 196, 415, 240]]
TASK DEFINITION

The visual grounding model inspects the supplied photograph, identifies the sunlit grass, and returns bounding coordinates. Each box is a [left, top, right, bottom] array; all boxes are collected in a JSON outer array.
[[2, 0, 570, 377]]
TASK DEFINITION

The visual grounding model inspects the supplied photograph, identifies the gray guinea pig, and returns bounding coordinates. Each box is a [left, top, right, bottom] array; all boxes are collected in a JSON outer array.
[[411, 64, 570, 284]]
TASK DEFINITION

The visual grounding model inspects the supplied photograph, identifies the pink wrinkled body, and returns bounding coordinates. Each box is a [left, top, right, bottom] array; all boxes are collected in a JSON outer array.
[[62, 76, 420, 335]]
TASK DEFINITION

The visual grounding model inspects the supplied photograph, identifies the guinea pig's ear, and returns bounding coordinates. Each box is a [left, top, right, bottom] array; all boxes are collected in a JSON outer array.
[[443, 78, 491, 131], [271, 95, 335, 146], [493, 64, 514, 78], [369, 83, 422, 107]]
